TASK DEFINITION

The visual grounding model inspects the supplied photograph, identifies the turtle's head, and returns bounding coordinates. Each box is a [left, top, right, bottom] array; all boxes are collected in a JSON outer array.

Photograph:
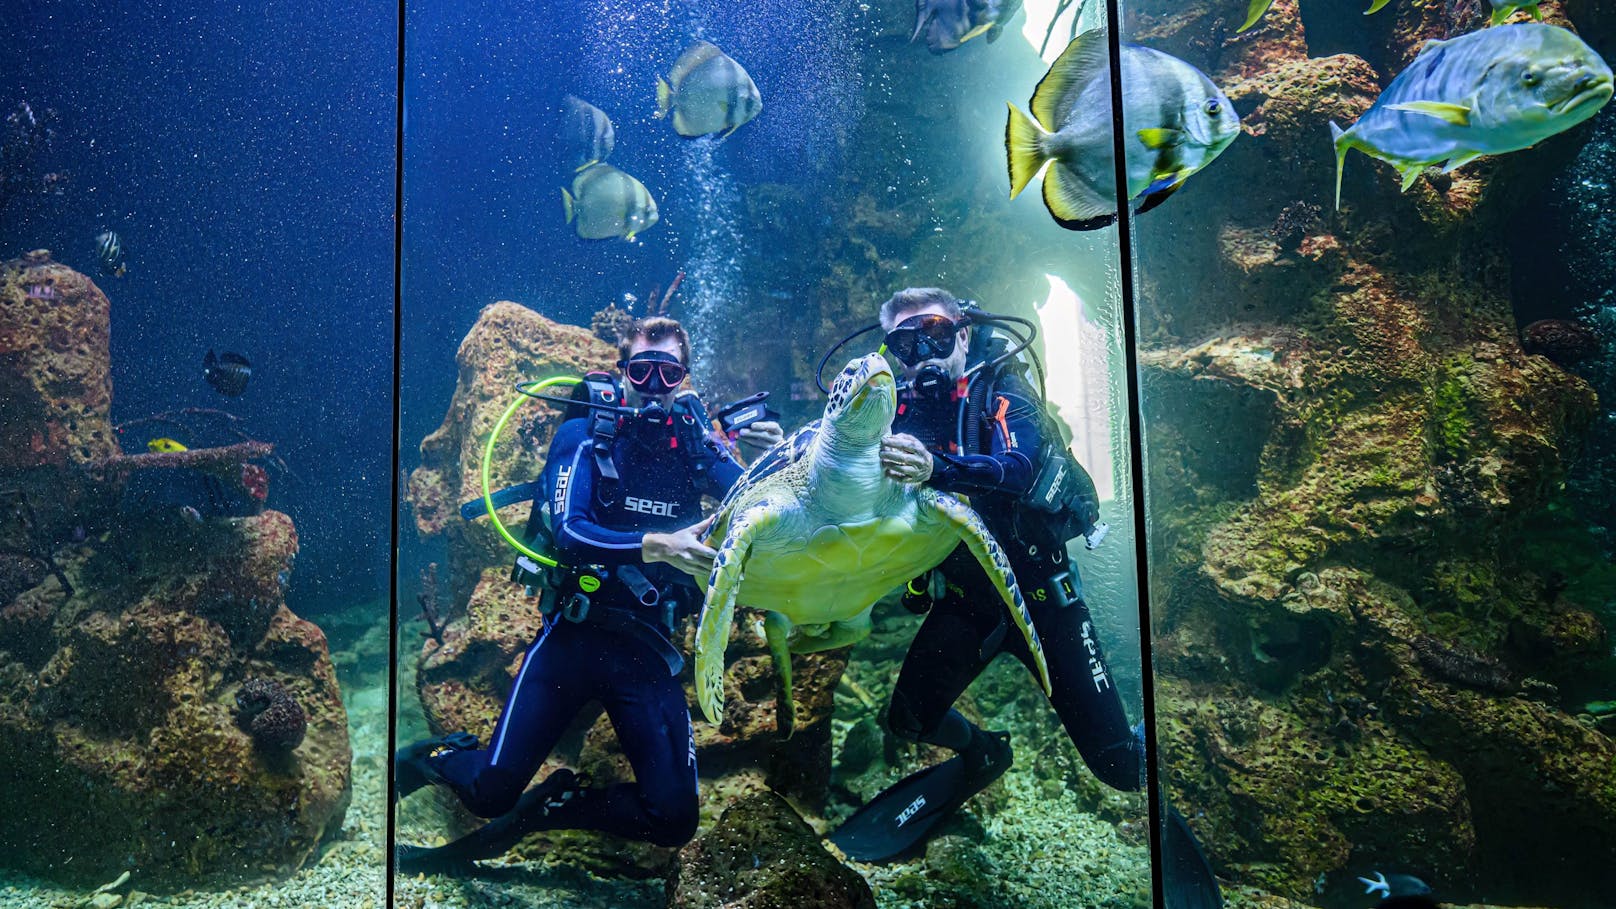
[[824, 354, 896, 442]]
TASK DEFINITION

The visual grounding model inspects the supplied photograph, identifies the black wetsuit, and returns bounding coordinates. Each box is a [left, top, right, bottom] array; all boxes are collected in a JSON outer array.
[[432, 410, 742, 847], [888, 367, 1142, 792]]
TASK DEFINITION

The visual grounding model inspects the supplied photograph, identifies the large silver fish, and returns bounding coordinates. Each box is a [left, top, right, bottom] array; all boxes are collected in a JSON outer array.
[[1330, 23, 1613, 208], [1005, 29, 1240, 231], [655, 41, 762, 139], [912, 0, 1024, 54], [94, 230, 125, 277], [562, 95, 615, 172], [561, 163, 659, 241]]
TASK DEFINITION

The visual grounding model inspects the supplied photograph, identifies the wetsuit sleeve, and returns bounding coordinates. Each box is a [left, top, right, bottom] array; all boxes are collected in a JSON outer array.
[[551, 432, 646, 565], [927, 373, 1044, 497]]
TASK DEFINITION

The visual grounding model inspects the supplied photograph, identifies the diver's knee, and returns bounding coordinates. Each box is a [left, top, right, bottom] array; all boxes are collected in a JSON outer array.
[[459, 765, 525, 818], [645, 793, 700, 847]]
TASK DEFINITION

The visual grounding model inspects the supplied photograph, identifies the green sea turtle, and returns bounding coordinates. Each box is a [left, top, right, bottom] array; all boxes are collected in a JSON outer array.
[[694, 353, 1051, 734]]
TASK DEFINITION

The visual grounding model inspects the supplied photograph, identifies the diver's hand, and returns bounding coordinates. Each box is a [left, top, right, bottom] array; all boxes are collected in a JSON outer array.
[[736, 420, 783, 455], [643, 515, 718, 579], [881, 433, 933, 484]]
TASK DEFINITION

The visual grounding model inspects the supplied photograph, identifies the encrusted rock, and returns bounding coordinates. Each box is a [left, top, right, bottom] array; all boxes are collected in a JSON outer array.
[[666, 790, 875, 909]]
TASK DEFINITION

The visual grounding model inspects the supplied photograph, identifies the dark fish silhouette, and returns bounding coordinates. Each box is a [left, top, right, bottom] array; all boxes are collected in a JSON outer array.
[[204, 350, 252, 396]]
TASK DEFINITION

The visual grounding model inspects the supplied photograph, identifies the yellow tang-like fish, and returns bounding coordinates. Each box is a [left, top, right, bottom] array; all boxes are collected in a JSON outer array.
[[147, 437, 188, 453]]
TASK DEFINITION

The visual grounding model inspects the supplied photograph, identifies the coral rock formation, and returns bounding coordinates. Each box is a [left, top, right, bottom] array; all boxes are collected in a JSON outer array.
[[666, 791, 876, 909], [236, 676, 309, 752], [0, 256, 349, 889]]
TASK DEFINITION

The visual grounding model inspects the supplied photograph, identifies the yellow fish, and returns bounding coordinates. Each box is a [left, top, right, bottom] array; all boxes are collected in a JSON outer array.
[[147, 437, 188, 453]]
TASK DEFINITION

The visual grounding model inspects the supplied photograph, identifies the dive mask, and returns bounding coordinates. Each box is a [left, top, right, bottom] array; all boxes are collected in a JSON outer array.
[[620, 350, 687, 395], [884, 313, 964, 366]]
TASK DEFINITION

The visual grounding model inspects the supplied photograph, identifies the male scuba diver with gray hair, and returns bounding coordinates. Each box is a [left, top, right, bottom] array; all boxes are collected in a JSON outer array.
[[828, 286, 1141, 857], [393, 316, 782, 871]]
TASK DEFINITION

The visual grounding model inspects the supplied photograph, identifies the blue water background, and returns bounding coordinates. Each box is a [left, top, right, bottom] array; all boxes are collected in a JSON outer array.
[[0, 0, 397, 615]]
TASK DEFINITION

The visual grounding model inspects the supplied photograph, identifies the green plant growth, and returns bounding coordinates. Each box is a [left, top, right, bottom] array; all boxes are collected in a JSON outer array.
[[1428, 359, 1477, 463]]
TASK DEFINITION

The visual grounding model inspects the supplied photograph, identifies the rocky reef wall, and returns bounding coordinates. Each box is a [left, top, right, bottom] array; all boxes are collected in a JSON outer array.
[[0, 253, 350, 890], [1129, 0, 1616, 902]]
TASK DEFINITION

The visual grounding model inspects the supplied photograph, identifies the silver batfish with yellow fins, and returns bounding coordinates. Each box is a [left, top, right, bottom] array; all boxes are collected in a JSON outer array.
[[655, 41, 762, 139], [562, 163, 659, 241], [912, 0, 1024, 54], [1330, 23, 1612, 208], [1006, 28, 1240, 231], [561, 95, 615, 171]]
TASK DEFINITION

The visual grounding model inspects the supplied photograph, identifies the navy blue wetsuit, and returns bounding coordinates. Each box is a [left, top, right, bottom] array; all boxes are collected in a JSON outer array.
[[434, 410, 742, 846], [888, 367, 1142, 792]]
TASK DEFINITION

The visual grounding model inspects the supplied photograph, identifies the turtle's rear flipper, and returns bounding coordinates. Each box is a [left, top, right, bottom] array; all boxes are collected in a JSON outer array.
[[763, 611, 797, 739], [925, 490, 1052, 695]]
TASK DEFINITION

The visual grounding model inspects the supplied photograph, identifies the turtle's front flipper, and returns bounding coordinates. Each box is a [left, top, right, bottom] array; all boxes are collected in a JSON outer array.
[[696, 505, 777, 725], [762, 611, 796, 739], [925, 490, 1052, 696]]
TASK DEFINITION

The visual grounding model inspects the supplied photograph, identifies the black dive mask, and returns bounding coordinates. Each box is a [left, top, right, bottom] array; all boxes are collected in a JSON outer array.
[[619, 350, 687, 396], [884, 313, 964, 367]]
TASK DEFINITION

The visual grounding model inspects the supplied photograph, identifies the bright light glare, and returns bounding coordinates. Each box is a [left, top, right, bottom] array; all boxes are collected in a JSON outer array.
[[1034, 273, 1116, 501], [1020, 0, 1097, 63]]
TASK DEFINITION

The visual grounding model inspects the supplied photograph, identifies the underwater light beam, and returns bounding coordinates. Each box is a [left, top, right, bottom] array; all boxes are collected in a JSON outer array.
[[1034, 273, 1115, 503]]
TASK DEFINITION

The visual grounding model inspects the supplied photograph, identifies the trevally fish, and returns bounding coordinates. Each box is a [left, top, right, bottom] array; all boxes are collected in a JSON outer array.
[[1330, 23, 1613, 208], [562, 163, 659, 241], [1240, 0, 1392, 33], [912, 0, 1025, 54], [562, 95, 615, 172], [95, 230, 126, 278], [204, 350, 252, 397], [1005, 28, 1240, 231], [655, 41, 762, 139]]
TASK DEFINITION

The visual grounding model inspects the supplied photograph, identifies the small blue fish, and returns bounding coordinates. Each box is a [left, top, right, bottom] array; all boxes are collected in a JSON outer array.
[[1331, 23, 1613, 208], [1359, 870, 1433, 900]]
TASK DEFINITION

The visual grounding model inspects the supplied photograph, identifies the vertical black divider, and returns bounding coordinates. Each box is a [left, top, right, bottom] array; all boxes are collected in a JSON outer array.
[[1098, 3, 1167, 906], [386, 0, 406, 902]]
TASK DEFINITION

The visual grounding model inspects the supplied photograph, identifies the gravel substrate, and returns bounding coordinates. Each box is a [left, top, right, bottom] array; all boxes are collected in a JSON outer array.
[[0, 680, 388, 909]]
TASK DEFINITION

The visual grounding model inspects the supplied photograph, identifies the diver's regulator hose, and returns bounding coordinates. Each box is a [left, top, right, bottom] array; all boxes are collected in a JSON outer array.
[[479, 375, 581, 569]]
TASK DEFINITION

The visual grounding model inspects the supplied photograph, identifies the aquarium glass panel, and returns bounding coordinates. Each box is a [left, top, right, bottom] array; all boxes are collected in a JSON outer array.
[[396, 1, 1155, 905], [1123, 0, 1616, 903], [0, 3, 396, 907]]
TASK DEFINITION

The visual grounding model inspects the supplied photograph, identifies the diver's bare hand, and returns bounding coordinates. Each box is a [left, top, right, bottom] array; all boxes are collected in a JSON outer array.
[[736, 420, 783, 455], [643, 515, 718, 579], [881, 433, 933, 484]]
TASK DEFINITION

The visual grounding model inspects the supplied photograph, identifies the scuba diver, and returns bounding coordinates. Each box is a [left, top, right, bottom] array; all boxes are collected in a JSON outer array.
[[827, 286, 1135, 849], [828, 288, 1224, 907], [394, 316, 783, 871]]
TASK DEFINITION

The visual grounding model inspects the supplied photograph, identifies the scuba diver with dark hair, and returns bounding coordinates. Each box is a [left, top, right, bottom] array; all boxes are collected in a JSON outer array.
[[393, 316, 782, 871], [828, 286, 1140, 853]]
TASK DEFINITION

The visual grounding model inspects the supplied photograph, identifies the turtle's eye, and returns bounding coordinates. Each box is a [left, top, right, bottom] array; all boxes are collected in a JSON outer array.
[[1522, 69, 1539, 87]]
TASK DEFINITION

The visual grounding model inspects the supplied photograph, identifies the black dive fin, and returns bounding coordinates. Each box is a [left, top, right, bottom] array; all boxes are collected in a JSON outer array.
[[829, 758, 968, 862], [829, 732, 1011, 863], [1164, 804, 1224, 909]]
